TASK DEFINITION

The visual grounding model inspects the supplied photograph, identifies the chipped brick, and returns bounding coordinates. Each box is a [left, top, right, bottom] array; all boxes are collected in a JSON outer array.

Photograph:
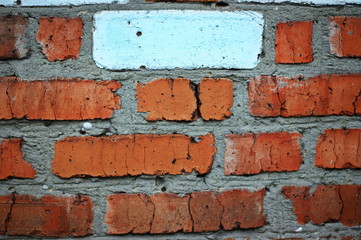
[[36, 17, 83, 61], [0, 77, 120, 120], [52, 134, 215, 178], [249, 74, 361, 117], [0, 139, 36, 180], [282, 185, 361, 226], [315, 129, 361, 169], [225, 132, 302, 175], [0, 16, 29, 59]]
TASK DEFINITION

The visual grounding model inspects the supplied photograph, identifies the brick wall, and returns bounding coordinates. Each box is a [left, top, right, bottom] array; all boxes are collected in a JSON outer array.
[[0, 0, 361, 239]]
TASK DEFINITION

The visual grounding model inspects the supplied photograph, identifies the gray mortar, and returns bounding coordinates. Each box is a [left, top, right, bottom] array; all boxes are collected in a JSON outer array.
[[0, 1, 361, 239]]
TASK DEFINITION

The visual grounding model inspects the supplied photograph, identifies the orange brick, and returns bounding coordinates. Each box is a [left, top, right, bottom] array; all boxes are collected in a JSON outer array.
[[198, 78, 233, 120], [0, 194, 93, 237], [136, 78, 197, 121], [225, 132, 302, 175], [105, 189, 265, 234], [0, 139, 36, 180], [0, 16, 29, 59], [0, 77, 120, 120], [36, 17, 83, 61], [106, 194, 154, 234], [52, 134, 215, 178], [329, 17, 361, 57], [248, 74, 361, 117], [275, 21, 313, 63], [315, 129, 361, 169], [283, 185, 361, 226]]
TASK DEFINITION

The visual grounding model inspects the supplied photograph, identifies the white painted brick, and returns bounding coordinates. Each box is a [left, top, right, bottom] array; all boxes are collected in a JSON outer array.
[[93, 10, 264, 70], [236, 0, 361, 5], [2, 0, 128, 6]]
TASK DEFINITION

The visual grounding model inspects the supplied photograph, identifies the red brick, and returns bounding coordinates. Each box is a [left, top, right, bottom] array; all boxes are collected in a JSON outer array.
[[320, 237, 361, 240], [0, 139, 36, 179], [224, 132, 302, 175], [198, 78, 233, 120], [217, 189, 266, 229], [36, 17, 83, 61], [329, 17, 361, 57], [136, 78, 197, 121], [0, 77, 120, 120], [249, 74, 361, 117], [52, 134, 215, 178], [0, 194, 92, 237], [150, 193, 192, 234], [0, 16, 29, 59], [315, 129, 361, 169], [105, 189, 265, 234], [275, 21, 313, 63], [190, 191, 223, 232], [106, 194, 154, 234], [282, 185, 361, 226]]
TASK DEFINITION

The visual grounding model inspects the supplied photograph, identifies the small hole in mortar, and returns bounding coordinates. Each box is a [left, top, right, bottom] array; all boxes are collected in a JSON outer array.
[[161, 187, 167, 192], [136, 31, 142, 37]]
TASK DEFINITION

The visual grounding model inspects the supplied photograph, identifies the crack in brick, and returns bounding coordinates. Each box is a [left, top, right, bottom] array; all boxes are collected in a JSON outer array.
[[4, 192, 16, 235]]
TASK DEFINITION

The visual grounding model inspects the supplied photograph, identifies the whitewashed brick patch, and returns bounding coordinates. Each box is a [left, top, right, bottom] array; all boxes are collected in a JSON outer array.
[[92, 10, 264, 70], [1, 0, 128, 6]]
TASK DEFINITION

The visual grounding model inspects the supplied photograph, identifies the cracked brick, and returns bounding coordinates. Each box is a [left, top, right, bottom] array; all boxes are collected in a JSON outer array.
[[275, 21, 313, 64], [0, 139, 36, 180], [282, 185, 361, 226], [136, 78, 234, 121], [0, 77, 120, 120], [136, 78, 197, 121], [36, 17, 83, 61], [0, 16, 29, 59], [105, 189, 265, 235], [315, 129, 361, 169], [329, 17, 361, 57], [248, 74, 361, 117], [224, 132, 303, 175], [0, 194, 93, 237], [52, 134, 215, 178]]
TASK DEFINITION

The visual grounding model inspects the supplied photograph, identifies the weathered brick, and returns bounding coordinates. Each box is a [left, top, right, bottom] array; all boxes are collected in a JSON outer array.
[[150, 193, 192, 234], [136, 78, 197, 121], [52, 134, 215, 178], [282, 185, 361, 226], [275, 21, 313, 63], [315, 129, 361, 169], [0, 16, 29, 59], [0, 77, 120, 120], [190, 191, 223, 232], [249, 74, 361, 117], [217, 189, 266, 229], [224, 132, 302, 175], [199, 78, 233, 120], [0, 139, 36, 180], [105, 189, 265, 234], [106, 194, 154, 234], [0, 194, 93, 237], [329, 17, 361, 57], [36, 17, 83, 61]]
